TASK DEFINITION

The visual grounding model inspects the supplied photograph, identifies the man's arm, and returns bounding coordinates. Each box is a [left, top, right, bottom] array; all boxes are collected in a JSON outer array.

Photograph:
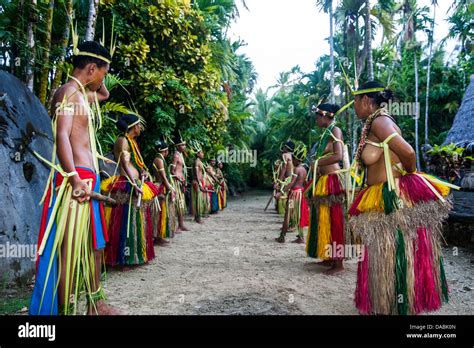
[[156, 158, 173, 191], [55, 89, 91, 203], [283, 167, 299, 193], [195, 160, 204, 188], [170, 152, 179, 176], [278, 156, 287, 181], [87, 83, 110, 103]]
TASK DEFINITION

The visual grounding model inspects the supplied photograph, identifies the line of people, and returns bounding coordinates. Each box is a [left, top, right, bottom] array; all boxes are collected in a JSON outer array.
[[29, 40, 228, 315], [271, 82, 457, 315], [100, 114, 228, 268]]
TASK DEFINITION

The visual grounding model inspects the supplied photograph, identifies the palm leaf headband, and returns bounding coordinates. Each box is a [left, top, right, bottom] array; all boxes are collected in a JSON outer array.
[[70, 17, 116, 64], [293, 142, 307, 162]]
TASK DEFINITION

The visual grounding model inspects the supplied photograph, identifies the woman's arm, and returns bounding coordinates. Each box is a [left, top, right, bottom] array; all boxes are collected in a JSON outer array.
[[371, 116, 416, 173], [317, 127, 344, 167]]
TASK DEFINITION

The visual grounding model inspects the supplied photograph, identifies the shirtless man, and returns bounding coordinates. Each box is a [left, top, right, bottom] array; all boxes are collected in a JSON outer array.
[[170, 137, 189, 231], [30, 41, 119, 315], [206, 159, 220, 214], [192, 148, 206, 223], [276, 145, 308, 243], [275, 141, 295, 192], [153, 140, 175, 242]]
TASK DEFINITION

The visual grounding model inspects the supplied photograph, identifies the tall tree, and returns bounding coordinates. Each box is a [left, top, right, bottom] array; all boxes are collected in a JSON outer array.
[[317, 0, 335, 103], [38, 0, 55, 104], [424, 0, 437, 145], [85, 0, 99, 41], [26, 0, 37, 91], [364, 0, 373, 80], [49, 0, 74, 107]]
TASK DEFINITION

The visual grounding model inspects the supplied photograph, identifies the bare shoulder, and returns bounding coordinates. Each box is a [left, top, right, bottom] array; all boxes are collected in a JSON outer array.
[[371, 114, 402, 140], [331, 126, 343, 140], [51, 83, 81, 115], [154, 157, 163, 166], [372, 114, 399, 130], [115, 136, 129, 151]]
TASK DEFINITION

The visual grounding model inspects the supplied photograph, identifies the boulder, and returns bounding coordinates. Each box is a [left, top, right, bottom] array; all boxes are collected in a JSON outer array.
[[0, 71, 53, 285]]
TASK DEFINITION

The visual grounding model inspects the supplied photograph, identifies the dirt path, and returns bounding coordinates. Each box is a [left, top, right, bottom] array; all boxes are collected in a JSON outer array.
[[105, 190, 474, 315]]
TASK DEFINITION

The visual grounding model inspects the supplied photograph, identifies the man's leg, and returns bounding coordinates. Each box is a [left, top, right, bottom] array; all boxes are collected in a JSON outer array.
[[88, 250, 121, 314], [177, 185, 189, 230], [276, 198, 290, 243]]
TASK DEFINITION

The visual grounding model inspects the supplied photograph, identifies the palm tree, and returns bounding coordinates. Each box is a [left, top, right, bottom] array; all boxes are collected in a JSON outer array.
[[49, 0, 73, 107], [402, 0, 422, 169], [447, 0, 472, 90], [316, 0, 335, 103], [424, 0, 437, 145], [26, 0, 37, 92], [364, 0, 374, 80], [400, 0, 431, 169], [85, 0, 99, 41], [38, 0, 55, 104]]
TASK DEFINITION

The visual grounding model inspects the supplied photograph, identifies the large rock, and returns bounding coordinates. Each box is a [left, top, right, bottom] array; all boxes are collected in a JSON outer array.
[[0, 71, 53, 285]]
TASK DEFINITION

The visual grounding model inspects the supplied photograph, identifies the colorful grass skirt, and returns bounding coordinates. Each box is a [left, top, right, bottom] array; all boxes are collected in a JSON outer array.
[[349, 173, 452, 315], [101, 176, 158, 266], [306, 172, 346, 260]]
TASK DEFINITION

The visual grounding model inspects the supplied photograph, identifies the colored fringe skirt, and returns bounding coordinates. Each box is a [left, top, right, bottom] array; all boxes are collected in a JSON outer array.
[[218, 182, 227, 210], [172, 176, 187, 216], [152, 183, 173, 239], [101, 176, 158, 266], [191, 180, 207, 220], [349, 173, 452, 315], [277, 194, 287, 216], [287, 187, 309, 237], [210, 185, 219, 213], [30, 167, 108, 315], [306, 173, 346, 260]]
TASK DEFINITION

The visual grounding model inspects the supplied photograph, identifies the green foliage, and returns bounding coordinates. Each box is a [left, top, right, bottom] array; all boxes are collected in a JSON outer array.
[[427, 143, 470, 182]]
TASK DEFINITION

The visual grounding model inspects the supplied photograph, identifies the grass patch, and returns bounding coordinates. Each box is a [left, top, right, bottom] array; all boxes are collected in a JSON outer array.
[[0, 297, 30, 314]]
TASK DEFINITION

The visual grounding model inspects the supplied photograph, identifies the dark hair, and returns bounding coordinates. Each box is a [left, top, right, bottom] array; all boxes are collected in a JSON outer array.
[[284, 141, 295, 152], [155, 140, 169, 151], [116, 114, 139, 132], [317, 103, 341, 115], [72, 41, 111, 69], [356, 81, 394, 107]]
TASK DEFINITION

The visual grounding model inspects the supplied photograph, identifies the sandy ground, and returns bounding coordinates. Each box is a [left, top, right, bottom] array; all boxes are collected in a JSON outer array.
[[103, 190, 473, 315]]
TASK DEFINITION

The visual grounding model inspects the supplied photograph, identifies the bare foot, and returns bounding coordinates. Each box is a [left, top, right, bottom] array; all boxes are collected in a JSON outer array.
[[275, 235, 285, 243], [315, 260, 333, 267], [291, 237, 305, 244], [179, 226, 190, 231], [119, 265, 138, 272], [174, 230, 182, 234], [89, 300, 122, 315], [155, 238, 170, 246], [324, 265, 344, 275]]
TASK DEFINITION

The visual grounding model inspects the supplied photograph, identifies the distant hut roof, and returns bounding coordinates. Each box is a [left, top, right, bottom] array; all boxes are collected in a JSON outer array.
[[444, 75, 474, 151]]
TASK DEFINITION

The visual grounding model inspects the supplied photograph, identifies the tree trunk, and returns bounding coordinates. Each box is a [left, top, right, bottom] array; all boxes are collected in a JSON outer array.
[[365, 0, 374, 80], [48, 0, 73, 107], [38, 0, 55, 105], [424, 3, 436, 145], [85, 0, 100, 41], [414, 50, 421, 169], [329, 0, 335, 103], [26, 0, 37, 92]]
